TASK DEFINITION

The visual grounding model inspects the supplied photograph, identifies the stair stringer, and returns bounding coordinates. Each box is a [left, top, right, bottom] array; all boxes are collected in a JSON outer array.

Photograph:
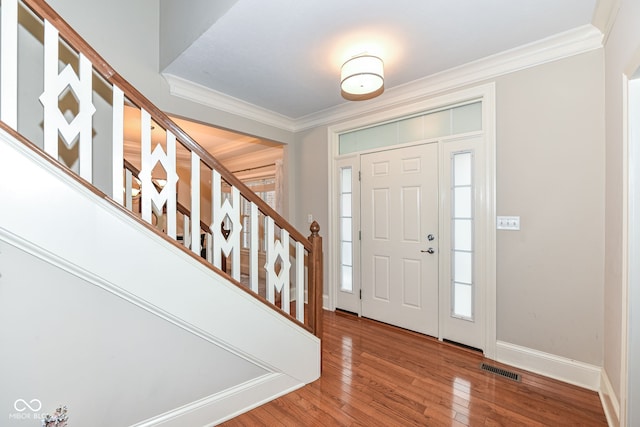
[[0, 128, 320, 425]]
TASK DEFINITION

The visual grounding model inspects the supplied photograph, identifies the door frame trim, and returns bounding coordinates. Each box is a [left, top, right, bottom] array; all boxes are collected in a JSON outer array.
[[327, 83, 497, 359]]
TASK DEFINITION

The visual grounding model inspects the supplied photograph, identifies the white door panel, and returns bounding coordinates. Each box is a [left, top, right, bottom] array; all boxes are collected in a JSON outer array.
[[361, 143, 439, 336], [337, 136, 487, 351]]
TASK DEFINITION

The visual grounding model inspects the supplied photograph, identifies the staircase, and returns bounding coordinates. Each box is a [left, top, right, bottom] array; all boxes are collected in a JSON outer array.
[[0, 1, 322, 425]]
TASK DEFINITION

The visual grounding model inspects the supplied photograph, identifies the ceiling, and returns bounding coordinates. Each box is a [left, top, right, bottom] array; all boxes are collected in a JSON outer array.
[[162, 0, 599, 121]]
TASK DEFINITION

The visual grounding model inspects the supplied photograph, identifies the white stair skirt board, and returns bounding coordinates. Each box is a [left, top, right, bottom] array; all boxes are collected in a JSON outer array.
[[496, 341, 601, 391], [131, 373, 303, 427], [599, 370, 620, 427], [0, 129, 320, 422]]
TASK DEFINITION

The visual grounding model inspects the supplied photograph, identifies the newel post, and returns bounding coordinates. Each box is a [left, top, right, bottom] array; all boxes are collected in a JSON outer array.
[[308, 221, 323, 339]]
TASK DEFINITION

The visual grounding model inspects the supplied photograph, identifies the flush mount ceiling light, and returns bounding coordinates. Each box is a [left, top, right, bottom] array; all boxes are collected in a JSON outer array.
[[340, 54, 384, 101]]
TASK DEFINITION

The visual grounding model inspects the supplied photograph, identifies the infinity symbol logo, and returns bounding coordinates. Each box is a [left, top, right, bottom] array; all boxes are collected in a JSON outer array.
[[14, 399, 42, 412]]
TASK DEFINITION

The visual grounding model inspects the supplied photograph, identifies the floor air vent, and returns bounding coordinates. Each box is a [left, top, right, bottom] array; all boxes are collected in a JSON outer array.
[[480, 362, 521, 382]]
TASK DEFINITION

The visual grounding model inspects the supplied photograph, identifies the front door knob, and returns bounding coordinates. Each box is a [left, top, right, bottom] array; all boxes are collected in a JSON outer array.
[[421, 247, 435, 254]]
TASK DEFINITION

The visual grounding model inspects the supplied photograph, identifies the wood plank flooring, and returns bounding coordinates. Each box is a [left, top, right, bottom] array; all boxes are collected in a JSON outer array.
[[221, 311, 607, 426]]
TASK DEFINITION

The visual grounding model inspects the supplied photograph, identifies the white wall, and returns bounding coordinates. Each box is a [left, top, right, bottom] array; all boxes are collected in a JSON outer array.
[[292, 50, 605, 368], [0, 240, 266, 426], [602, 0, 640, 423], [0, 129, 320, 425]]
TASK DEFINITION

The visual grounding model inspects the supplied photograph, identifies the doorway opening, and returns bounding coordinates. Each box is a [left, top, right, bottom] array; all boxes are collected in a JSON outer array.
[[624, 70, 640, 427]]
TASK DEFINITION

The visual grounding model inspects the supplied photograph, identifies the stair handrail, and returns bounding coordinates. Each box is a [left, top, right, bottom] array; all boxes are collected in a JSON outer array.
[[4, 0, 323, 337], [20, 0, 312, 250]]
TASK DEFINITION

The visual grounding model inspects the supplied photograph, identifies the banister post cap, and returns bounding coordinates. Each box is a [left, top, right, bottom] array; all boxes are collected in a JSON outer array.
[[310, 220, 320, 236]]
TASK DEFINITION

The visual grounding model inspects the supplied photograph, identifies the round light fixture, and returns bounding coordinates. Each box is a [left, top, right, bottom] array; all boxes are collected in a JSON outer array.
[[340, 54, 384, 101]]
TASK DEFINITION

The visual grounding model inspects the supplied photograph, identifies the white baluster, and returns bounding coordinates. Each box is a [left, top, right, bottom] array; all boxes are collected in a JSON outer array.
[[125, 168, 133, 210], [40, 21, 95, 181], [211, 171, 223, 269], [77, 53, 93, 180], [1, 0, 18, 129], [41, 22, 57, 161], [139, 109, 179, 234], [250, 202, 259, 293], [296, 241, 305, 322], [211, 170, 242, 281], [112, 86, 124, 205], [206, 233, 213, 263], [265, 218, 275, 304], [183, 215, 191, 248], [190, 152, 200, 255], [165, 131, 177, 239], [265, 217, 291, 306], [282, 253, 291, 315], [139, 109, 153, 224]]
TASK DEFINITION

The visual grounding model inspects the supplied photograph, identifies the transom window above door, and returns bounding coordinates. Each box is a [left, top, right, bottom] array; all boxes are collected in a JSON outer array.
[[338, 101, 481, 155]]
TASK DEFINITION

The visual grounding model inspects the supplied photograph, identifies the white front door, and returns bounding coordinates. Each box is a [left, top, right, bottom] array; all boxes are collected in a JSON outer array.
[[332, 86, 496, 356], [360, 143, 439, 336]]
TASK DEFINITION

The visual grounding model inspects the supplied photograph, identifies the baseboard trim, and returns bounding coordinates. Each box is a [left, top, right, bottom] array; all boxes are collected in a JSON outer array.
[[131, 373, 302, 427], [599, 369, 620, 427], [496, 341, 601, 391]]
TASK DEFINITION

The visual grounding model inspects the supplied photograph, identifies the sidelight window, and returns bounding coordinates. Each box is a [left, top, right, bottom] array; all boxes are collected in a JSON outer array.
[[451, 151, 474, 320], [339, 167, 353, 292]]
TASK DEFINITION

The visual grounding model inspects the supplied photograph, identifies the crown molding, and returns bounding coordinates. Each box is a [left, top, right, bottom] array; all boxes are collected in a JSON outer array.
[[592, 0, 621, 45], [295, 24, 603, 131], [164, 24, 603, 134], [163, 73, 297, 132]]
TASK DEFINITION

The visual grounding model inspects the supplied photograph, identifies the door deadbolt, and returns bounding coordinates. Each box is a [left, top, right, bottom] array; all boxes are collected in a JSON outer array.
[[427, 234, 435, 241]]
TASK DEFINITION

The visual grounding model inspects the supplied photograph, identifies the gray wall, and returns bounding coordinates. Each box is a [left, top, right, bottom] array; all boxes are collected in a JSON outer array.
[[495, 50, 604, 364], [603, 0, 640, 419], [290, 126, 329, 242], [13, 6, 115, 195], [0, 240, 265, 426], [159, 0, 238, 70], [292, 50, 605, 366]]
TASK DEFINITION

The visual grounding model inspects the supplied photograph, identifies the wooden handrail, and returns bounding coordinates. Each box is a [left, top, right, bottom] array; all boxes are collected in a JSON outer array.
[[22, 0, 312, 252], [0, 120, 315, 335], [15, 0, 323, 338]]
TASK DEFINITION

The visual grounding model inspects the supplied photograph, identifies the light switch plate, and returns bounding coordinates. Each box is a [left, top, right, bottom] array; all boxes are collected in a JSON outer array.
[[497, 216, 520, 230]]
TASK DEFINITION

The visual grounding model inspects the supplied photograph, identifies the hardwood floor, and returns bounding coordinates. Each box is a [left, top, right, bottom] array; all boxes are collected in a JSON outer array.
[[221, 311, 607, 426]]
